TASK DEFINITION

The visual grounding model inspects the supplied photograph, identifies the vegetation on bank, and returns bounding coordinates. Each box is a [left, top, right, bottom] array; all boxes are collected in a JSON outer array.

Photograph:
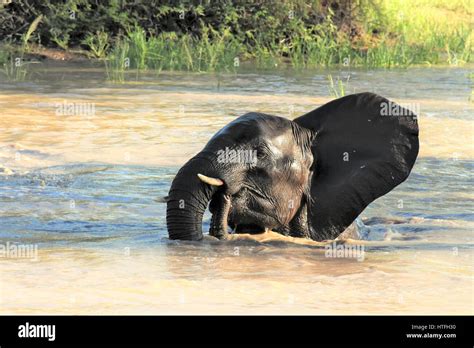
[[0, 0, 472, 80]]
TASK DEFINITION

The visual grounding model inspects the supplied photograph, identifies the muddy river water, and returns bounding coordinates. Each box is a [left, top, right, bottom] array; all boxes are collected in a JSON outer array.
[[0, 62, 472, 314]]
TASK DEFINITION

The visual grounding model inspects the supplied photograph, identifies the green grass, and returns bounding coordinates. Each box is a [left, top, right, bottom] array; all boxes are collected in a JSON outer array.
[[3, 59, 27, 81], [235, 0, 472, 70], [22, 15, 42, 51], [327, 74, 348, 98], [1, 15, 42, 81], [5, 0, 470, 78], [106, 0, 471, 75], [285, 12, 345, 68], [368, 0, 473, 66], [283, 0, 472, 69], [105, 26, 244, 81], [82, 31, 109, 59], [104, 38, 129, 83]]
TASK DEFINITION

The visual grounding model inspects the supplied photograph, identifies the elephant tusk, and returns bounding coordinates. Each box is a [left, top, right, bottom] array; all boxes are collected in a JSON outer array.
[[197, 173, 224, 186]]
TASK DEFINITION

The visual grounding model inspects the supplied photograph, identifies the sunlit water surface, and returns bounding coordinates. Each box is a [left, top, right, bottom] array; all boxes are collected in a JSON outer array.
[[0, 62, 472, 314]]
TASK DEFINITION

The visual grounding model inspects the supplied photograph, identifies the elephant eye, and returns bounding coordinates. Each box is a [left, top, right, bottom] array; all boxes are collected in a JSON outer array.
[[255, 141, 271, 158], [256, 149, 267, 159]]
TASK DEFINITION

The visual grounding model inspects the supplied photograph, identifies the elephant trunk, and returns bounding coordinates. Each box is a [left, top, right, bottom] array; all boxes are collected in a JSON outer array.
[[166, 155, 219, 240]]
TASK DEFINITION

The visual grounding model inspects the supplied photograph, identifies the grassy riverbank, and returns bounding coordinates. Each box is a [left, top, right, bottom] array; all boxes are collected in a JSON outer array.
[[0, 0, 472, 78]]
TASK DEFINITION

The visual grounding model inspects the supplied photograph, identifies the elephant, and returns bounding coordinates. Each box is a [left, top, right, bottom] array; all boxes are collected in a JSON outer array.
[[166, 92, 419, 241]]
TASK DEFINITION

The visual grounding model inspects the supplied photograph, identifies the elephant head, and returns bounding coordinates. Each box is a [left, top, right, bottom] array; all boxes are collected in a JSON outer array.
[[166, 92, 419, 241]]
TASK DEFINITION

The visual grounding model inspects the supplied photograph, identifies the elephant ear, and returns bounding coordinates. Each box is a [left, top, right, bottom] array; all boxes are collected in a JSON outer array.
[[294, 92, 419, 240]]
